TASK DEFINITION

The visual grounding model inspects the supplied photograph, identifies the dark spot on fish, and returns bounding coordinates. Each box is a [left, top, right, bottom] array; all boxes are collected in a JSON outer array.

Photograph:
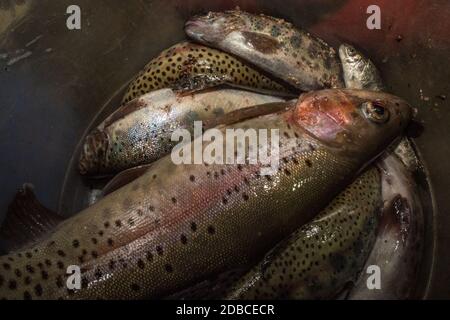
[[207, 226, 216, 235], [180, 234, 188, 244], [34, 284, 43, 296], [156, 246, 164, 256], [91, 251, 98, 259], [107, 238, 114, 247], [8, 280, 17, 290], [15, 269, 22, 277], [72, 240, 80, 248], [189, 175, 195, 182], [165, 264, 173, 273], [289, 35, 302, 48], [104, 221, 110, 228], [146, 252, 153, 262], [26, 265, 35, 274], [191, 222, 197, 232], [41, 271, 49, 280], [115, 220, 122, 227], [95, 269, 103, 279], [57, 250, 66, 257], [171, 197, 177, 204], [137, 259, 145, 270], [284, 169, 291, 176], [91, 238, 98, 245], [131, 283, 141, 291], [23, 291, 32, 300], [2, 263, 10, 270], [57, 261, 64, 270], [242, 193, 249, 201], [241, 31, 280, 54], [305, 159, 312, 167], [25, 252, 32, 258], [271, 25, 281, 37], [108, 260, 116, 270]]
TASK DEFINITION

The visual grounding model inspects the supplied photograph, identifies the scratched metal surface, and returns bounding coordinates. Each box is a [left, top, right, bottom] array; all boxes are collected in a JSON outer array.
[[0, 0, 449, 298]]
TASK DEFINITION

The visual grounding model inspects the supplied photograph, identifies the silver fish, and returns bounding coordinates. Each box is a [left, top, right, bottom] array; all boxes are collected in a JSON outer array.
[[79, 88, 285, 175], [339, 43, 385, 91]]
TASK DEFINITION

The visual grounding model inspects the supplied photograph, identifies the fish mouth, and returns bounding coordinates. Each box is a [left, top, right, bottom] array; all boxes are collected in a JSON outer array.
[[185, 20, 210, 43]]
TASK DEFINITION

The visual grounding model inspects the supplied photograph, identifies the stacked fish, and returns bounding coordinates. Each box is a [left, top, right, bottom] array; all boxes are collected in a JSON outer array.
[[0, 9, 423, 300]]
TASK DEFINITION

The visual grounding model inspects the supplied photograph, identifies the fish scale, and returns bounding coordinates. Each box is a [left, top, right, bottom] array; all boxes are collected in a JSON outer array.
[[122, 41, 289, 104], [0, 89, 411, 299]]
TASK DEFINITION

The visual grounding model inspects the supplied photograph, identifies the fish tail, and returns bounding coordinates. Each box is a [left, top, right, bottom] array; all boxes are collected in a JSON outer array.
[[78, 129, 109, 175]]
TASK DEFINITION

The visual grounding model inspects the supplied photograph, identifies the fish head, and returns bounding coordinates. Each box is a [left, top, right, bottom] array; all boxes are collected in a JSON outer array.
[[78, 129, 109, 175], [185, 11, 247, 44], [338, 44, 384, 90], [338, 43, 364, 67], [291, 89, 412, 158]]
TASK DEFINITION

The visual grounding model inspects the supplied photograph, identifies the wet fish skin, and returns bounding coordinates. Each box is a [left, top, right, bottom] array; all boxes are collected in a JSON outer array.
[[79, 88, 284, 175], [339, 44, 385, 93], [185, 10, 344, 91], [223, 167, 381, 299], [122, 41, 290, 104], [347, 155, 424, 299], [0, 89, 410, 300]]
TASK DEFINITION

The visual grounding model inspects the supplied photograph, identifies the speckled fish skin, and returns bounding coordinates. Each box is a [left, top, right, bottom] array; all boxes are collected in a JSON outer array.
[[185, 10, 344, 91], [122, 41, 290, 104], [0, 89, 410, 300], [223, 167, 381, 299], [79, 88, 284, 175], [339, 44, 385, 91]]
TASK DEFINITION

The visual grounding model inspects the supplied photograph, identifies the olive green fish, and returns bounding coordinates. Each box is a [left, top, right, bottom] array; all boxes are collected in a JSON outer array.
[[223, 167, 381, 299], [79, 88, 285, 175], [185, 9, 344, 91], [122, 41, 290, 104], [0, 89, 410, 300]]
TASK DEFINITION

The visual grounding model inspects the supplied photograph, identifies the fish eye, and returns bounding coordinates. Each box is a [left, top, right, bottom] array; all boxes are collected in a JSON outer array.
[[361, 100, 390, 123]]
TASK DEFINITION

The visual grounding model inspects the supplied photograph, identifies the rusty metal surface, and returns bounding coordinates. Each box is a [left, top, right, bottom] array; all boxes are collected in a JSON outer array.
[[0, 0, 449, 298]]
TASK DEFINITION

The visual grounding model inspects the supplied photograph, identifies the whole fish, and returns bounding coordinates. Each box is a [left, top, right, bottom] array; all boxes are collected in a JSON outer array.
[[79, 88, 285, 175], [223, 167, 381, 299], [0, 89, 410, 300], [122, 41, 290, 104], [185, 9, 344, 91], [339, 43, 424, 299]]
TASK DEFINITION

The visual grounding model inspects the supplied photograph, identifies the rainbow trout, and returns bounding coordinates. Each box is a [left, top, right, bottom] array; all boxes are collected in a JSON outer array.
[[122, 41, 290, 104], [79, 88, 285, 175], [185, 9, 343, 91], [223, 167, 381, 299], [0, 89, 410, 300]]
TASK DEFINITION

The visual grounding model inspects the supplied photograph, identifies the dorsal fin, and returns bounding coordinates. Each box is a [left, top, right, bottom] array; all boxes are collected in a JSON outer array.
[[102, 164, 154, 196], [0, 184, 63, 253]]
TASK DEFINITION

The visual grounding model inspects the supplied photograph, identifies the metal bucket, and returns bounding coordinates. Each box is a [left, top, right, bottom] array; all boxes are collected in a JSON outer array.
[[0, 0, 448, 298]]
